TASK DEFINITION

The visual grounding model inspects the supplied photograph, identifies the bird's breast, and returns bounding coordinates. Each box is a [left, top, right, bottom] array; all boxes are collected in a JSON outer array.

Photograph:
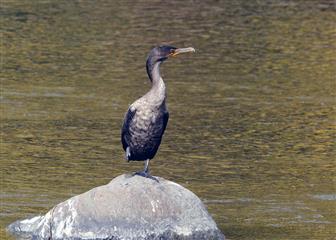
[[129, 96, 167, 134], [133, 109, 156, 130]]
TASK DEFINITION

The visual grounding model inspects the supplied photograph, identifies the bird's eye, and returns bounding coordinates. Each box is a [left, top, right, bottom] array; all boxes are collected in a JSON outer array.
[[169, 49, 176, 55]]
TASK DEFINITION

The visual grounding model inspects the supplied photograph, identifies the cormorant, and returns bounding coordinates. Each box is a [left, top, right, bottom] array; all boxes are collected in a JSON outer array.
[[121, 45, 195, 178]]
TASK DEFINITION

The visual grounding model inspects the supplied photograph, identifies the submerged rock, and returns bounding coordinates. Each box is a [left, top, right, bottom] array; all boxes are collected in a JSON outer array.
[[7, 174, 225, 240]]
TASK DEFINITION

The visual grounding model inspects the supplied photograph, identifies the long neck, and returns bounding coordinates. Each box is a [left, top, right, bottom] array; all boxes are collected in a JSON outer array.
[[146, 60, 166, 103]]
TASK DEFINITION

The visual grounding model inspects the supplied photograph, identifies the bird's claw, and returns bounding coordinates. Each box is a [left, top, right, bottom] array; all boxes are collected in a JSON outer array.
[[133, 171, 159, 182]]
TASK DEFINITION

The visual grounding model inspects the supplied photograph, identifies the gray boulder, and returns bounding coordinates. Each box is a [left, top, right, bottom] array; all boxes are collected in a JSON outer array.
[[7, 174, 225, 240]]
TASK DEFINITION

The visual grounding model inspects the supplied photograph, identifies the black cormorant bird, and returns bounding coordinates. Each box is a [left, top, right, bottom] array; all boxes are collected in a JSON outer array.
[[121, 45, 195, 177]]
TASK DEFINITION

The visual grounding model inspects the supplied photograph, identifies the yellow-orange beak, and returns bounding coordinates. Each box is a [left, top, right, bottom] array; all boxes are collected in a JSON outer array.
[[170, 47, 196, 57]]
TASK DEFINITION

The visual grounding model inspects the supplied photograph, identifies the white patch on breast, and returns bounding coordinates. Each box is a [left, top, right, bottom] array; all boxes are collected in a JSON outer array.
[[151, 115, 156, 123]]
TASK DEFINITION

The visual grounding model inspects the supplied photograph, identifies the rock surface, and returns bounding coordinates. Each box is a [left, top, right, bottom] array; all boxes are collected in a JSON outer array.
[[7, 174, 225, 240]]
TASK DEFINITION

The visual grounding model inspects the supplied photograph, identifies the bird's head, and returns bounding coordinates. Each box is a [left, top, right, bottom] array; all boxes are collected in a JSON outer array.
[[146, 45, 195, 81], [147, 45, 195, 64]]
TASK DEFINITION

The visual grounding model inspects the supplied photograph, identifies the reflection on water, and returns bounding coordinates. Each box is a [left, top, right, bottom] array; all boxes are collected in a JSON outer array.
[[1, 1, 335, 239]]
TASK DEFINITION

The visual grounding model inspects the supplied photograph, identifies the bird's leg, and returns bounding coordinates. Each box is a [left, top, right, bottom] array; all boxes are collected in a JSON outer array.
[[144, 159, 149, 173], [133, 159, 158, 182], [134, 159, 150, 176]]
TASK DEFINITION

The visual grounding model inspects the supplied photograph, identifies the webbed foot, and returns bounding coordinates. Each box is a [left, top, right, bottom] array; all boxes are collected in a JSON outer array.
[[133, 171, 159, 182]]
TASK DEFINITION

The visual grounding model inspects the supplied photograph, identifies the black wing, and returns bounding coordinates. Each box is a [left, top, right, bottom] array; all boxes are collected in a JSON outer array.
[[121, 107, 136, 151], [162, 110, 169, 134]]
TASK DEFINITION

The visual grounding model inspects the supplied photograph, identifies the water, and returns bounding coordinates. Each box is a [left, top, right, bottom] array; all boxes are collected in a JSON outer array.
[[1, 0, 335, 239]]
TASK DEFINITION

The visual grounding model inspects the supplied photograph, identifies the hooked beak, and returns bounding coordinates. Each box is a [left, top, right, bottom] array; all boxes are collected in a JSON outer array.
[[170, 47, 196, 57]]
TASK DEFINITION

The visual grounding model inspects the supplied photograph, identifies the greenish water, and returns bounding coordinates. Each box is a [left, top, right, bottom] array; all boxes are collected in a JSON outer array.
[[1, 0, 335, 239]]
